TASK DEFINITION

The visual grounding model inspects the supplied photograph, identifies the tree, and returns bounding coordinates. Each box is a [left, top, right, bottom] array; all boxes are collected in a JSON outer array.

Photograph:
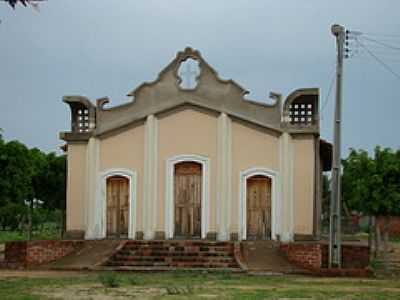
[[0, 132, 66, 239], [3, 0, 44, 9], [342, 147, 400, 270]]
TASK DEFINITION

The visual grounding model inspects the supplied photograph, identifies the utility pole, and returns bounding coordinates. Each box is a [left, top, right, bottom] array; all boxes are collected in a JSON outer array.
[[329, 24, 345, 268]]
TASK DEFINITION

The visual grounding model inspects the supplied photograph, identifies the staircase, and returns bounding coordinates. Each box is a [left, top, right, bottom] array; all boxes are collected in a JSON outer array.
[[103, 240, 240, 270], [241, 241, 302, 274]]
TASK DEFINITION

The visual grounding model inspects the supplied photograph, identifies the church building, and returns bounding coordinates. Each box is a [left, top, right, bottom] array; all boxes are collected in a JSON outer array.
[[60, 47, 332, 242]]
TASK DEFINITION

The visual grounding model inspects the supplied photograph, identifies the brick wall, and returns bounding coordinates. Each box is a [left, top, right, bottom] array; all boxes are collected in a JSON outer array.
[[377, 216, 400, 237], [281, 242, 369, 271], [280, 243, 322, 270], [321, 243, 369, 269], [5, 240, 84, 268], [4, 241, 27, 268]]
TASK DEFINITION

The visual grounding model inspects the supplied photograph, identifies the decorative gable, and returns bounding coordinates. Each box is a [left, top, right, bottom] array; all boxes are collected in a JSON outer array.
[[60, 47, 320, 141]]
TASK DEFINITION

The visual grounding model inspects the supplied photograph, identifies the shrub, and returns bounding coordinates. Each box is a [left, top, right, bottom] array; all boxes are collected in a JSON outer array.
[[98, 272, 120, 288]]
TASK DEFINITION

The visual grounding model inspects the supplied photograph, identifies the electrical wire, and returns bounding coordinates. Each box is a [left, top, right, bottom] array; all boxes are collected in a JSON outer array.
[[361, 32, 400, 39], [360, 36, 400, 52], [355, 39, 400, 81], [320, 72, 335, 120]]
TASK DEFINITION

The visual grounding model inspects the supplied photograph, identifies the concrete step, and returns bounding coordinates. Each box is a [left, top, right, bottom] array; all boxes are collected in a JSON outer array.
[[241, 241, 304, 273], [112, 254, 235, 263], [104, 240, 240, 269], [108, 260, 238, 268], [119, 250, 233, 257]]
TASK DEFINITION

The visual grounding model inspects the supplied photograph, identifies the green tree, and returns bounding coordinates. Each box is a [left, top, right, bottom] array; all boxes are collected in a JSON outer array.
[[0, 132, 66, 239], [342, 147, 400, 269], [3, 0, 44, 9]]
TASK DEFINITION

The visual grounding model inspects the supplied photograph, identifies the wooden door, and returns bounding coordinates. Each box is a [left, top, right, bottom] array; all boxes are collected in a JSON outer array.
[[106, 176, 129, 238], [246, 176, 271, 240], [174, 162, 202, 238]]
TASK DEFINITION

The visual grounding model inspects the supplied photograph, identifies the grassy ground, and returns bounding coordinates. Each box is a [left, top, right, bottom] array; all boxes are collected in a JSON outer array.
[[0, 226, 60, 243], [0, 271, 399, 300]]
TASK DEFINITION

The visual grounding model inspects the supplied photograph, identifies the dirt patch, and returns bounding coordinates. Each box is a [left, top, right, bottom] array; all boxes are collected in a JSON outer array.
[[34, 284, 165, 300], [0, 270, 90, 278]]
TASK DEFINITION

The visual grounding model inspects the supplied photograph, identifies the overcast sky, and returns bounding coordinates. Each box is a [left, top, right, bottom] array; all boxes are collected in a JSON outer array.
[[0, 1, 399, 154]]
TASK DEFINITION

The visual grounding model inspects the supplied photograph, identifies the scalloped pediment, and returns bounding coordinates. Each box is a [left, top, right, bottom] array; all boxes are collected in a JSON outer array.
[[126, 47, 248, 100], [94, 47, 284, 135]]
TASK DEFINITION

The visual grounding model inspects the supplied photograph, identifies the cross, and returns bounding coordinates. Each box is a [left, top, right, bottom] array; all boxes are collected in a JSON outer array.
[[179, 59, 199, 89]]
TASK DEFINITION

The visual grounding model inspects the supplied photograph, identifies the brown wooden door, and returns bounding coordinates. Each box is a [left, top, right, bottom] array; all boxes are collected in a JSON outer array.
[[246, 176, 271, 240], [174, 162, 202, 238], [106, 176, 129, 238]]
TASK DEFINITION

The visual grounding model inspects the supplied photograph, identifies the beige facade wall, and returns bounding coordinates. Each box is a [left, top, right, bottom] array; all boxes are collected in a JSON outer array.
[[293, 135, 315, 235], [99, 123, 145, 231], [67, 108, 317, 240], [66, 143, 87, 231], [158, 108, 218, 232], [231, 120, 280, 232]]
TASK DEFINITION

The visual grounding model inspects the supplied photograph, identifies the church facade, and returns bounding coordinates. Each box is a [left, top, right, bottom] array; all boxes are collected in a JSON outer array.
[[60, 48, 331, 242]]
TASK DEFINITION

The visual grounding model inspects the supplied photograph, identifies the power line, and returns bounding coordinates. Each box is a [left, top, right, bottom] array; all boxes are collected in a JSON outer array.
[[361, 32, 400, 38], [356, 39, 400, 81], [320, 72, 335, 119], [361, 36, 400, 52]]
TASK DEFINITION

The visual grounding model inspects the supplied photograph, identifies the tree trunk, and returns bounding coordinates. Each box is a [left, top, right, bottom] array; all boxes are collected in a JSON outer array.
[[60, 209, 66, 239], [27, 199, 33, 241], [383, 216, 391, 273], [374, 217, 382, 259], [368, 216, 374, 261]]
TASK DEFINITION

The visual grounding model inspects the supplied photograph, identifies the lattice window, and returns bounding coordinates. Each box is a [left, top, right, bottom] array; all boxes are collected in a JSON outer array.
[[76, 108, 90, 132], [288, 103, 314, 125]]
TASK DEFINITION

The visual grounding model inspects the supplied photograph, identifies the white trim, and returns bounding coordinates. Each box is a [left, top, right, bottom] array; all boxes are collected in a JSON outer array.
[[216, 113, 232, 241], [99, 168, 137, 239], [165, 154, 210, 239], [85, 137, 100, 239], [238, 167, 280, 241], [143, 114, 158, 240], [279, 132, 294, 242]]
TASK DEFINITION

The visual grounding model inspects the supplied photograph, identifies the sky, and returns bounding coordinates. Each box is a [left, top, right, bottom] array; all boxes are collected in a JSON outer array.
[[0, 1, 399, 154]]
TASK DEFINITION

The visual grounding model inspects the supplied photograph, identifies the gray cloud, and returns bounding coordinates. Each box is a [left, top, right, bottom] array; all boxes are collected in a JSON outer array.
[[0, 0, 399, 153]]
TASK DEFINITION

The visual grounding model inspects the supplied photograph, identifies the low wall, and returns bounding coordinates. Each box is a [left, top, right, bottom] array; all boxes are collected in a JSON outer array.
[[377, 216, 400, 237], [280, 243, 322, 270], [320, 243, 370, 269], [4, 240, 84, 268], [280, 242, 370, 274]]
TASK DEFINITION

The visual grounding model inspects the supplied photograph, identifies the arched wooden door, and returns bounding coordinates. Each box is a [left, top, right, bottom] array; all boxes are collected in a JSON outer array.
[[246, 175, 272, 240], [106, 176, 129, 238], [174, 162, 202, 239]]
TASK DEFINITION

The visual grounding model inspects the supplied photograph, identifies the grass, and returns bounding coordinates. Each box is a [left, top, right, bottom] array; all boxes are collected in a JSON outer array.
[[0, 271, 399, 299], [0, 225, 60, 243], [98, 272, 120, 288]]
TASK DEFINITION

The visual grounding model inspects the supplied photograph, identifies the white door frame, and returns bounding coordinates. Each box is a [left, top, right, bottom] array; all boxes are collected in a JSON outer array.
[[239, 167, 280, 241], [99, 168, 137, 239], [165, 154, 210, 239]]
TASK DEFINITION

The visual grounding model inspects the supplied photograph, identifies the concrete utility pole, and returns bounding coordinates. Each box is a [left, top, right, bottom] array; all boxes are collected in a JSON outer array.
[[329, 24, 345, 268]]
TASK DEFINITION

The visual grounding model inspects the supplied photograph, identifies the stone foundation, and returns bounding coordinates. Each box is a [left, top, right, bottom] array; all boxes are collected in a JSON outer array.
[[64, 230, 85, 240]]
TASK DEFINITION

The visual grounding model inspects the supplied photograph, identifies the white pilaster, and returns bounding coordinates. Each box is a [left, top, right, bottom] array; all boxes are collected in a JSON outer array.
[[143, 114, 158, 240], [85, 137, 101, 239], [279, 132, 294, 242], [217, 112, 232, 241]]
